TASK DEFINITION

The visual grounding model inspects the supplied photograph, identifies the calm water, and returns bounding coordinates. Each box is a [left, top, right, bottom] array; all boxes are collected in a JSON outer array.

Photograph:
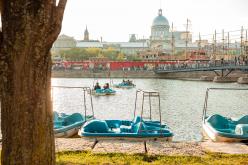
[[52, 78, 248, 141]]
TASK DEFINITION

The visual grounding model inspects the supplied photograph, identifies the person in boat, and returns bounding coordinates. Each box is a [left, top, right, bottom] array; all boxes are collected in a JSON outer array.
[[127, 79, 132, 85], [122, 79, 127, 85], [103, 83, 110, 89], [94, 82, 101, 90]]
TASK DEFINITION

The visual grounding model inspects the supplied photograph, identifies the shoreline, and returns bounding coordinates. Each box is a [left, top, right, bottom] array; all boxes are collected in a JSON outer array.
[[52, 70, 248, 81], [55, 138, 248, 155], [1, 138, 247, 155]]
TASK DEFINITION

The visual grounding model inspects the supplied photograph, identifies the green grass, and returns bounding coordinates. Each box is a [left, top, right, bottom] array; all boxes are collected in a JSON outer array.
[[56, 151, 248, 165]]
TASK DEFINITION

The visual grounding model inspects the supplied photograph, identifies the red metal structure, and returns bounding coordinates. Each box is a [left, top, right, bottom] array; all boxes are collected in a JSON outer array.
[[60, 60, 211, 70]]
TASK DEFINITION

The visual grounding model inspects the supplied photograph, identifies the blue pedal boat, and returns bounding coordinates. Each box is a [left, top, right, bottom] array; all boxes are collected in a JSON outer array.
[[91, 88, 116, 96], [54, 112, 89, 138], [79, 116, 172, 140], [113, 81, 135, 89], [52, 86, 95, 138], [202, 88, 248, 142], [79, 89, 173, 141]]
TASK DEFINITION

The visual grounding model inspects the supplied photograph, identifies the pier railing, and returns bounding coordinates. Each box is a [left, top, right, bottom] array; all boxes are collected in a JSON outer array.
[[155, 61, 248, 73]]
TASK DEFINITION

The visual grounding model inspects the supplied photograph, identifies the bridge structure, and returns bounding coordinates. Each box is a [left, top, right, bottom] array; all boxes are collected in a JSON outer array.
[[154, 64, 248, 77]]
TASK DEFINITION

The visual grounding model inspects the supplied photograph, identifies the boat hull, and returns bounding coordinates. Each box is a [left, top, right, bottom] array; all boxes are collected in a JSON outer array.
[[55, 126, 81, 138], [80, 135, 172, 141], [91, 89, 116, 96], [54, 112, 89, 138], [113, 84, 135, 89], [92, 92, 116, 96], [202, 123, 248, 142], [78, 118, 173, 140]]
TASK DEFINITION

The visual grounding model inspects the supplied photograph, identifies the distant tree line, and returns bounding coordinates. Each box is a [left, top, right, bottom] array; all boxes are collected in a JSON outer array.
[[52, 47, 142, 61]]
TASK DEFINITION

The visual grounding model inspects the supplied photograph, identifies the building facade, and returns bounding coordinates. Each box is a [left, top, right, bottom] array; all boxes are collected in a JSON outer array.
[[84, 26, 89, 41], [52, 34, 77, 52], [150, 9, 194, 52], [52, 8, 196, 58], [150, 9, 170, 49]]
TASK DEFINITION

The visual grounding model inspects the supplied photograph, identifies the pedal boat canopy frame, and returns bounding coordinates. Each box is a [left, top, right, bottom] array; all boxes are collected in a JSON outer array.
[[202, 87, 248, 142], [79, 89, 173, 140], [52, 86, 95, 119]]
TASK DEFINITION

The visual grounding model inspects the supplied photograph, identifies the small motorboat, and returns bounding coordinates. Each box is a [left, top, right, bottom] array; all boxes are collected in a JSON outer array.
[[79, 89, 173, 141], [202, 88, 248, 142], [52, 86, 95, 138], [91, 88, 116, 96], [113, 81, 135, 89]]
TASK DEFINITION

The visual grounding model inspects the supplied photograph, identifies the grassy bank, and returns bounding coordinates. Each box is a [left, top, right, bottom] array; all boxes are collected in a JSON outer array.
[[56, 151, 248, 165]]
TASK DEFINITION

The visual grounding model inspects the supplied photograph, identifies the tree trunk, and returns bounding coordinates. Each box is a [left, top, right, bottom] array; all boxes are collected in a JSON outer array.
[[0, 0, 67, 164]]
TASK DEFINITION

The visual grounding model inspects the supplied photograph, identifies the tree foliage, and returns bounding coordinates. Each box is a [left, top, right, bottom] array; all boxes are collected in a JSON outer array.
[[58, 47, 127, 61]]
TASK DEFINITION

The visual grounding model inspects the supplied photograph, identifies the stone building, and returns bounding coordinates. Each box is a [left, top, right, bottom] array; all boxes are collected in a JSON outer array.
[[150, 9, 194, 51], [52, 8, 196, 58], [84, 26, 89, 41], [52, 34, 76, 53], [150, 9, 170, 49]]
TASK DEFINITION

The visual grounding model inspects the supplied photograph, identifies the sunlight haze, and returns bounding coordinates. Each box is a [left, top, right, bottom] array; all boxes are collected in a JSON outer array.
[[61, 0, 248, 41]]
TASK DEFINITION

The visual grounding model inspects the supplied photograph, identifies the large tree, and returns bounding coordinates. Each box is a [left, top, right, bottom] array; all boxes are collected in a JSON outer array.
[[0, 0, 67, 164]]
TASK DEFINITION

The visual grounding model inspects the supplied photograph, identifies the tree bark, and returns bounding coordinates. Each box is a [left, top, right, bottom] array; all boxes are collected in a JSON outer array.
[[0, 0, 67, 164]]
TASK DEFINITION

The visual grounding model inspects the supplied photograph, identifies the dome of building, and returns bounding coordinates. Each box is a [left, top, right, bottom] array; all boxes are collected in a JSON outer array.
[[152, 9, 169, 26]]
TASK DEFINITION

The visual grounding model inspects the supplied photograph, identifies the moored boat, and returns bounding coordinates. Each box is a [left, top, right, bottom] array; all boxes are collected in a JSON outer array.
[[79, 116, 172, 140], [202, 88, 248, 142], [79, 89, 173, 141], [54, 112, 92, 138], [52, 86, 95, 138]]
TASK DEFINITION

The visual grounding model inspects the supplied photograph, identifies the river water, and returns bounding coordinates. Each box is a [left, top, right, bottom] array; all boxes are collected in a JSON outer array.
[[52, 78, 248, 141]]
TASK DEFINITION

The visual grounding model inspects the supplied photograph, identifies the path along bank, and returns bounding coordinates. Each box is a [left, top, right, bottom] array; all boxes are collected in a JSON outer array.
[[55, 138, 248, 155]]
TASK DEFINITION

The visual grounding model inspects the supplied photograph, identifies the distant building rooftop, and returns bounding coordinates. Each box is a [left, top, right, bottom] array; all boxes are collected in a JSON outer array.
[[76, 41, 149, 48], [152, 9, 169, 27]]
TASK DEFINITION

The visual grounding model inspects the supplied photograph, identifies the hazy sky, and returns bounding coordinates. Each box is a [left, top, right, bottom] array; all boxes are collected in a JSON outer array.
[[61, 0, 248, 42]]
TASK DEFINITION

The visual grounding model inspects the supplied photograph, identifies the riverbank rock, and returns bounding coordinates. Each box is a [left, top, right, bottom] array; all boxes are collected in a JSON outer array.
[[237, 77, 248, 84]]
